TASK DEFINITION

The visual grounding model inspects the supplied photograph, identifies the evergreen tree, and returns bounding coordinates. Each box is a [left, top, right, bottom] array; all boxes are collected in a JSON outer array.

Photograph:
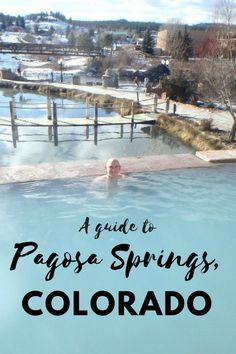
[[49, 11, 66, 22], [162, 71, 196, 102], [20, 17, 25, 28], [68, 31, 77, 46], [15, 16, 20, 26], [89, 28, 94, 37], [135, 25, 143, 36], [49, 26, 55, 36], [172, 30, 184, 59], [182, 26, 193, 60], [33, 24, 39, 34], [142, 29, 154, 54], [14, 15, 25, 28], [5, 15, 13, 27], [98, 33, 113, 48], [77, 33, 94, 51], [168, 26, 193, 61], [66, 25, 71, 37], [1, 20, 6, 30]]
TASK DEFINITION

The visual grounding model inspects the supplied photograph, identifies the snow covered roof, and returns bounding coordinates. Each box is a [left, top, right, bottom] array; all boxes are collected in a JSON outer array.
[[36, 15, 58, 22]]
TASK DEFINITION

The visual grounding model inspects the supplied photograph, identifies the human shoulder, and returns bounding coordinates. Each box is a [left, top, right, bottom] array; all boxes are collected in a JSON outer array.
[[93, 175, 108, 183], [118, 173, 127, 179]]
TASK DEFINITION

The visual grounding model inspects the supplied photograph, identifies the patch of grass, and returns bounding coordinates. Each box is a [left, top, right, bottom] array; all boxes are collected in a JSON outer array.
[[156, 114, 223, 150]]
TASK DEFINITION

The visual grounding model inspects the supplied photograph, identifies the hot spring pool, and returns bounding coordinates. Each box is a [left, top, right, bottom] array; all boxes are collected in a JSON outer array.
[[0, 165, 235, 354]]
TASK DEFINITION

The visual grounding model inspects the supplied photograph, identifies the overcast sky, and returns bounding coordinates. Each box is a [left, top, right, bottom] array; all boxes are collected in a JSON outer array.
[[1, 0, 219, 24]]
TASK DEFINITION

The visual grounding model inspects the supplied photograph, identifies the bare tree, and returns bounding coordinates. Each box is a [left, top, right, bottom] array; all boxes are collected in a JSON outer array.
[[194, 29, 218, 57], [158, 20, 193, 60], [158, 19, 183, 54], [200, 0, 236, 141], [77, 33, 94, 51]]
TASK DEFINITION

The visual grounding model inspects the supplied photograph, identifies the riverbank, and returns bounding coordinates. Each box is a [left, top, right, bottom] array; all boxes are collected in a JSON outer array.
[[0, 79, 141, 116], [155, 114, 235, 151]]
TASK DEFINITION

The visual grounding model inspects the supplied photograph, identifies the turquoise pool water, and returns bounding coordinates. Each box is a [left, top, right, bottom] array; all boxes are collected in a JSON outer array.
[[0, 165, 235, 354], [0, 89, 193, 166]]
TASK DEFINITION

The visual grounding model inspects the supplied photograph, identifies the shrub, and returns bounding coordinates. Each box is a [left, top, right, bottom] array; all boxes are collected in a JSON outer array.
[[162, 72, 196, 103], [87, 51, 133, 75], [199, 118, 213, 131]]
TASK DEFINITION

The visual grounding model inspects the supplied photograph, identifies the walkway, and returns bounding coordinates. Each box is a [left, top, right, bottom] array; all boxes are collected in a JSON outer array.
[[196, 150, 236, 162], [0, 79, 234, 132], [52, 82, 234, 132]]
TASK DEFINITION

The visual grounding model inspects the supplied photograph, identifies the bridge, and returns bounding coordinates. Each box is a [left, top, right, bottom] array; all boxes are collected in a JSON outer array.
[[0, 42, 103, 57]]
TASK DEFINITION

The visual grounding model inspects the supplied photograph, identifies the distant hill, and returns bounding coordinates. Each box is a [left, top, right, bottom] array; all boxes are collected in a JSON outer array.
[[190, 23, 214, 31], [72, 20, 162, 32], [0, 11, 220, 33], [25, 12, 67, 22]]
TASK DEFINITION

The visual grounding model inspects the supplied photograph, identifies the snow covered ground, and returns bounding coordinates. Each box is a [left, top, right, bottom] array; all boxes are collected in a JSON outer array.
[[21, 60, 49, 67], [20, 56, 89, 81], [21, 68, 83, 82], [25, 17, 68, 34], [0, 31, 26, 43], [0, 52, 90, 82], [63, 57, 88, 68], [0, 53, 21, 71]]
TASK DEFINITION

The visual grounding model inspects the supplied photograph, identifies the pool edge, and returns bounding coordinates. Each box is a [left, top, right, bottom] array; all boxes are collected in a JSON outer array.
[[0, 153, 217, 185]]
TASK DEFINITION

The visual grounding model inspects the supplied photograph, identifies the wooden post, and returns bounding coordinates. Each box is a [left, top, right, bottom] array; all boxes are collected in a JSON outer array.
[[94, 102, 98, 125], [9, 100, 17, 148], [173, 103, 177, 115], [12, 97, 17, 119], [12, 98, 19, 141], [120, 100, 124, 117], [153, 94, 158, 113], [93, 102, 98, 145], [47, 97, 52, 120], [53, 102, 58, 146], [120, 124, 124, 138], [94, 125, 98, 146], [165, 98, 170, 113], [131, 102, 134, 122], [48, 126, 53, 141], [86, 96, 90, 119], [47, 98, 52, 141], [130, 123, 134, 142], [86, 125, 89, 140], [130, 102, 134, 142]]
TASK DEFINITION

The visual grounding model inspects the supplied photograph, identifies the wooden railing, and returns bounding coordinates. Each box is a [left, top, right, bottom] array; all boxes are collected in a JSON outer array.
[[0, 94, 176, 148], [0, 42, 103, 57]]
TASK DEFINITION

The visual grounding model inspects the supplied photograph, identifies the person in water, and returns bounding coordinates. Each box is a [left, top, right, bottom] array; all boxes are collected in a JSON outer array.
[[95, 158, 126, 182], [93, 159, 126, 194], [92, 159, 127, 196]]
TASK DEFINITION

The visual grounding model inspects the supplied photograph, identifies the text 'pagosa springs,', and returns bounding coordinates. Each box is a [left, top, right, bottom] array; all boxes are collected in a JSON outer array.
[[9, 217, 219, 317]]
